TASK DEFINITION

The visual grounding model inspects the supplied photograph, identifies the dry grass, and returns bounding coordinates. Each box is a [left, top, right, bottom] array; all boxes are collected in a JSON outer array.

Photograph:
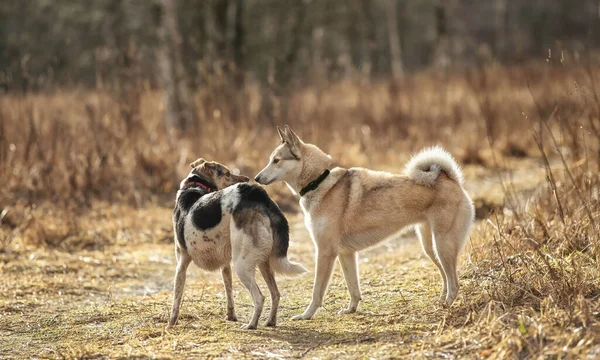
[[2, 60, 596, 208], [1, 59, 600, 359]]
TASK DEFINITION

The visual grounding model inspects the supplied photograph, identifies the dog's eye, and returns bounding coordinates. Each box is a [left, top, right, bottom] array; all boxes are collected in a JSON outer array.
[[273, 159, 280, 164], [216, 168, 222, 177]]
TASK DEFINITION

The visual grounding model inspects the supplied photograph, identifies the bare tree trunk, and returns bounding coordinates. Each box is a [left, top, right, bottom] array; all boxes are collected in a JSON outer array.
[[154, 0, 198, 133], [387, 0, 404, 81], [311, 27, 325, 84], [203, 0, 217, 64], [102, 0, 141, 134], [495, 0, 508, 59], [275, 0, 307, 87], [232, 0, 245, 86], [360, 0, 377, 76], [233, 0, 244, 63], [432, 0, 451, 68]]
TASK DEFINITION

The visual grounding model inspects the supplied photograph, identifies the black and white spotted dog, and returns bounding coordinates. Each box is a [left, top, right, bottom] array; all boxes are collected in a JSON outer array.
[[168, 158, 306, 330]]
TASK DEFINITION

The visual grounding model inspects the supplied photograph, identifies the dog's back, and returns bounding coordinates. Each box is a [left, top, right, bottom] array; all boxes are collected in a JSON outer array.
[[174, 183, 305, 275]]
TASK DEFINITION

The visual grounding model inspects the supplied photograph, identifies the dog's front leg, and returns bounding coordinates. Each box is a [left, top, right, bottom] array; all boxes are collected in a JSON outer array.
[[292, 248, 338, 320], [338, 251, 361, 314], [167, 246, 192, 329], [221, 265, 237, 322]]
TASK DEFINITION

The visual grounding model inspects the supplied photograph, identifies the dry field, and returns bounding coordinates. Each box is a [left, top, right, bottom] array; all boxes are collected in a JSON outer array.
[[1, 60, 600, 359]]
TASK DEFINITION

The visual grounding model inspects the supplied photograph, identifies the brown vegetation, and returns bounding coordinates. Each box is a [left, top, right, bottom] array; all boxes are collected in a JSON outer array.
[[1, 60, 600, 358]]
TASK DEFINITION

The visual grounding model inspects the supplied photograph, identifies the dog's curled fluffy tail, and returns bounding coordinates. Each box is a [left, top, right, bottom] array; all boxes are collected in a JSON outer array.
[[404, 146, 464, 186]]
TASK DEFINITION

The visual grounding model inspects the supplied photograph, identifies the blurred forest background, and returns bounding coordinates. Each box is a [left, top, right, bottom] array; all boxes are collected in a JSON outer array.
[[2, 0, 599, 92]]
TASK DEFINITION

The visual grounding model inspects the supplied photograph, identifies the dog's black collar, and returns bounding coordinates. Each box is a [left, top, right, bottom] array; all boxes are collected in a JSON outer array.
[[300, 170, 330, 197]]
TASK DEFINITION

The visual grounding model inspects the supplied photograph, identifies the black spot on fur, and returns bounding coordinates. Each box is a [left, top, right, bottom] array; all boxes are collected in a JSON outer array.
[[173, 187, 213, 250], [192, 192, 223, 230], [178, 189, 204, 211], [233, 184, 290, 258], [202, 233, 215, 243]]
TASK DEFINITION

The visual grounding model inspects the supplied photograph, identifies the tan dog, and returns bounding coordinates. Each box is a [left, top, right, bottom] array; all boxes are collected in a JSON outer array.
[[254, 126, 474, 320], [169, 159, 306, 330]]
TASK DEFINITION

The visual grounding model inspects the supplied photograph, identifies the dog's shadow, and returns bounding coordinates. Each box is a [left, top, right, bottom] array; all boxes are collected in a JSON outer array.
[[242, 320, 401, 352], [239, 301, 482, 352]]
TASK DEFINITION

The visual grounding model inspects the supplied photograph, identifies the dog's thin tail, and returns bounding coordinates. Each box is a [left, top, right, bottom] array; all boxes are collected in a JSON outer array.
[[266, 199, 307, 276], [404, 146, 464, 186], [270, 255, 307, 275]]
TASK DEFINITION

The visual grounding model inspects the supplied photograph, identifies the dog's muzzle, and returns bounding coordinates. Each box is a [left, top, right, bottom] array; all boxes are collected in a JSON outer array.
[[254, 175, 265, 185], [254, 174, 272, 185]]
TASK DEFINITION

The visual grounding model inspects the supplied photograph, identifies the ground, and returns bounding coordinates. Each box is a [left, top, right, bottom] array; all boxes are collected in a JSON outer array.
[[3, 159, 582, 360], [3, 212, 484, 359]]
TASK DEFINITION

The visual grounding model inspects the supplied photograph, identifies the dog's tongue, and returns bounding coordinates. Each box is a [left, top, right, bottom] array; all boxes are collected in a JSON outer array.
[[185, 181, 212, 192]]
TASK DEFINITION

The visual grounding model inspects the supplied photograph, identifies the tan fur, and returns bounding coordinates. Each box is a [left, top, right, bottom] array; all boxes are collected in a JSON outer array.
[[255, 125, 475, 320]]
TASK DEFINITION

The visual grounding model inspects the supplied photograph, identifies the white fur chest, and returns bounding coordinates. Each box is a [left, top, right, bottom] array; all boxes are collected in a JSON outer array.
[[300, 199, 328, 244]]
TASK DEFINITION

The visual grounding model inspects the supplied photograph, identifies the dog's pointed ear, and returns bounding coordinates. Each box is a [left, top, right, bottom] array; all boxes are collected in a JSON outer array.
[[283, 125, 302, 158], [284, 125, 303, 146], [276, 126, 286, 143], [190, 158, 206, 168]]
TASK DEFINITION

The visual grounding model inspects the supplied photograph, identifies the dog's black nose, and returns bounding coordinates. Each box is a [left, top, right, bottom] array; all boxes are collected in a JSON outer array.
[[189, 174, 203, 182], [253, 175, 260, 183]]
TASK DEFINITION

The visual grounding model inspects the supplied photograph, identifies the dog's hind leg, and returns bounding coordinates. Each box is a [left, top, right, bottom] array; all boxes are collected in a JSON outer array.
[[432, 203, 473, 306], [234, 262, 265, 330], [416, 222, 447, 303], [168, 245, 192, 328], [338, 251, 361, 314], [222, 265, 237, 321], [259, 261, 280, 327], [432, 233, 460, 306]]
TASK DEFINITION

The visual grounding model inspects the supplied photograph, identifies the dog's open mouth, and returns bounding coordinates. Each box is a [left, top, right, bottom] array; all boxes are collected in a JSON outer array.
[[183, 174, 216, 192]]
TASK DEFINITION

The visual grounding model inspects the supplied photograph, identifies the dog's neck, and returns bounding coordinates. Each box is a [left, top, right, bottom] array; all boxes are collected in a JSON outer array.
[[176, 187, 214, 211], [288, 144, 333, 196]]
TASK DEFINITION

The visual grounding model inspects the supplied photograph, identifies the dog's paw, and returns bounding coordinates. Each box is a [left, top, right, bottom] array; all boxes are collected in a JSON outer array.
[[444, 297, 457, 307], [240, 323, 257, 330], [338, 308, 356, 315], [437, 295, 447, 306], [291, 313, 312, 321], [264, 320, 277, 327], [225, 315, 238, 322]]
